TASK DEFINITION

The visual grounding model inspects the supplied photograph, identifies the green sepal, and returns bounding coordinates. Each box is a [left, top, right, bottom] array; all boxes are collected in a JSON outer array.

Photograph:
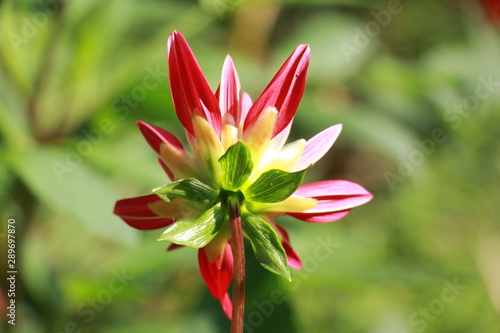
[[218, 142, 254, 191], [153, 178, 219, 204], [244, 169, 306, 203], [157, 203, 226, 248], [241, 208, 291, 281]]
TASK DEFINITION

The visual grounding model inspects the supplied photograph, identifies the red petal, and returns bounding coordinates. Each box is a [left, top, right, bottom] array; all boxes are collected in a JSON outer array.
[[114, 194, 174, 230], [137, 121, 183, 155], [243, 44, 310, 138], [168, 31, 222, 135], [167, 243, 184, 251], [274, 224, 302, 269], [221, 293, 233, 319], [157, 158, 175, 181], [481, 0, 500, 23], [198, 245, 234, 319]]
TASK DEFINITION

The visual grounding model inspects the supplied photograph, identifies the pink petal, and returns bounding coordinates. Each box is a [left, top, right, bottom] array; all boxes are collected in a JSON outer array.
[[198, 244, 234, 319], [293, 180, 372, 199], [276, 120, 293, 148], [287, 180, 373, 223], [243, 44, 310, 138], [217, 55, 241, 123], [240, 92, 252, 126], [114, 194, 174, 230], [168, 31, 222, 135], [137, 121, 183, 155], [294, 124, 342, 171], [274, 224, 302, 269], [307, 195, 372, 213], [289, 210, 350, 223]]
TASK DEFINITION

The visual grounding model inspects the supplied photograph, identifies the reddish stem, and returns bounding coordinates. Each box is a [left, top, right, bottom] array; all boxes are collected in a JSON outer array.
[[229, 199, 245, 333]]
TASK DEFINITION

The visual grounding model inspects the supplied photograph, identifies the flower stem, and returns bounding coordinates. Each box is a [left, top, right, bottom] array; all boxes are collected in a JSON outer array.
[[229, 198, 245, 333]]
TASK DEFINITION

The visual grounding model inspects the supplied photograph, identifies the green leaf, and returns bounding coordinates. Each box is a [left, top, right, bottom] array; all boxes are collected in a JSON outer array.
[[218, 142, 254, 191], [153, 178, 219, 203], [241, 208, 291, 281], [158, 203, 225, 248], [244, 169, 306, 203]]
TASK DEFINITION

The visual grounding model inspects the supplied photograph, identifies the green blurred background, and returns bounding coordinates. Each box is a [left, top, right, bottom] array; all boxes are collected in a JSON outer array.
[[1, 0, 499, 332]]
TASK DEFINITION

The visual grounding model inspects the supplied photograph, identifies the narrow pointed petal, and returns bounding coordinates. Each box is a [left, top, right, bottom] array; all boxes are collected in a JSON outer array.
[[243, 44, 310, 138], [304, 194, 372, 213], [293, 180, 373, 208], [167, 243, 184, 251], [221, 293, 233, 319], [204, 226, 232, 262], [157, 158, 175, 181], [248, 195, 317, 214], [114, 194, 174, 230], [294, 124, 343, 171], [289, 210, 350, 223], [168, 31, 222, 135], [242, 106, 278, 162], [220, 114, 238, 150], [198, 245, 234, 319], [218, 55, 241, 122], [189, 113, 225, 184], [287, 180, 373, 223], [190, 113, 225, 160], [273, 223, 302, 269], [137, 121, 183, 154], [159, 142, 198, 180], [239, 92, 253, 128], [137, 122, 196, 179], [275, 120, 293, 148], [262, 139, 306, 173]]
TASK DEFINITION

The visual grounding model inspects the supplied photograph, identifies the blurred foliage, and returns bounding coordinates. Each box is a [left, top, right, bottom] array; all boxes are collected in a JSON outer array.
[[1, 0, 500, 332]]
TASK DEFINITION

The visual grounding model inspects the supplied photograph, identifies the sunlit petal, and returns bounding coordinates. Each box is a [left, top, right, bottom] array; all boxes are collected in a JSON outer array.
[[242, 106, 278, 162], [218, 55, 241, 122], [294, 124, 342, 171], [168, 31, 222, 135], [243, 44, 310, 138], [137, 121, 183, 155], [198, 245, 234, 319], [113, 194, 174, 230]]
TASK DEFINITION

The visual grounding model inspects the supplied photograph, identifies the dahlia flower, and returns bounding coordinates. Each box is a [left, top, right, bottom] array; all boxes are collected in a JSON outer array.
[[114, 31, 372, 324]]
